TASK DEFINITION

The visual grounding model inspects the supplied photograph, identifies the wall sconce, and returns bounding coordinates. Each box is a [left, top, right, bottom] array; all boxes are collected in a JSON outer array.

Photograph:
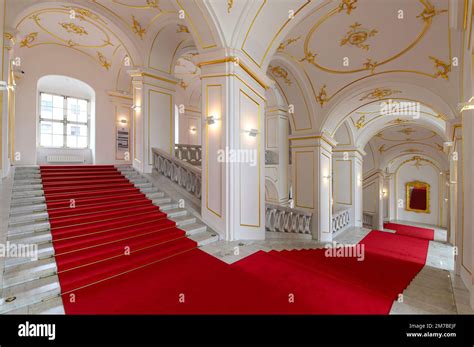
[[131, 104, 141, 110], [382, 189, 387, 197], [459, 97, 474, 112], [244, 128, 259, 137], [206, 115, 219, 125], [323, 174, 331, 180], [120, 119, 127, 125], [190, 127, 197, 133]]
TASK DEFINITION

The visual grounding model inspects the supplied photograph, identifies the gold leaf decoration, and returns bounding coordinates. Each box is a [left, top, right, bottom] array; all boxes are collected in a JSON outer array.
[[435, 143, 443, 151], [277, 36, 300, 52], [402, 148, 422, 154], [97, 52, 111, 70], [60, 22, 88, 36], [417, 0, 447, 22], [340, 22, 377, 50], [387, 118, 410, 125], [299, 51, 317, 64], [412, 156, 424, 169], [20, 32, 38, 48], [227, 0, 234, 13], [176, 24, 190, 33], [429, 56, 451, 80], [359, 88, 401, 101], [316, 84, 329, 107], [378, 144, 386, 153], [269, 65, 292, 86], [354, 115, 366, 129], [179, 80, 188, 89], [338, 0, 357, 15], [398, 127, 416, 136], [132, 16, 146, 39], [146, 0, 160, 8], [64, 7, 106, 24], [362, 58, 377, 74]]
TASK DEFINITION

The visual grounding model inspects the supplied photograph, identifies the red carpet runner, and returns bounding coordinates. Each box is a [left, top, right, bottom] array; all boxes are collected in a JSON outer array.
[[384, 222, 435, 241], [40, 165, 430, 314]]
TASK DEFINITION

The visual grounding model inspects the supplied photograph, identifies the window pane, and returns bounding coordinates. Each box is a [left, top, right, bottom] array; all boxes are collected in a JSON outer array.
[[67, 98, 79, 122], [77, 136, 87, 148], [40, 121, 52, 135], [67, 135, 77, 148], [52, 122, 63, 135], [77, 111, 88, 123], [52, 135, 64, 147], [67, 124, 87, 136], [52, 107, 63, 121], [78, 99, 87, 113], [40, 94, 53, 119], [53, 95, 63, 108], [40, 133, 52, 147]]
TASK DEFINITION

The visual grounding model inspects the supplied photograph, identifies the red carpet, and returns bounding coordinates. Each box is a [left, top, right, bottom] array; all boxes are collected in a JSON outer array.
[[40, 165, 430, 314], [383, 222, 435, 240]]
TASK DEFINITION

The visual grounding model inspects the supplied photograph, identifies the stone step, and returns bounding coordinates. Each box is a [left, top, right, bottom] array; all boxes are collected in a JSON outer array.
[[140, 186, 159, 194], [12, 190, 45, 198], [10, 203, 47, 215], [160, 203, 181, 212], [6, 296, 65, 315], [179, 222, 207, 236], [12, 184, 43, 191], [10, 196, 46, 206], [14, 174, 41, 180], [8, 221, 51, 236], [8, 230, 53, 245], [0, 276, 61, 314], [152, 197, 172, 206], [9, 211, 49, 225], [145, 191, 165, 199], [4, 243, 55, 268], [170, 213, 196, 226], [3, 258, 57, 288], [135, 182, 152, 189], [14, 178, 42, 185], [188, 231, 219, 246], [129, 178, 148, 185]]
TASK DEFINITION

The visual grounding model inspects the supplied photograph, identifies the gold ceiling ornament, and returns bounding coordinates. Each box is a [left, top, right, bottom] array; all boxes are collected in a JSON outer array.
[[417, 0, 447, 22], [179, 80, 188, 89], [277, 36, 300, 52], [387, 118, 410, 125], [340, 22, 378, 51], [316, 84, 329, 107], [60, 22, 88, 36], [20, 32, 38, 48], [269, 65, 292, 86], [359, 88, 401, 101], [354, 115, 366, 129], [132, 16, 146, 39], [299, 51, 317, 64], [64, 6, 107, 24], [146, 0, 160, 8], [227, 0, 234, 13], [378, 144, 386, 153], [429, 56, 451, 80], [66, 39, 78, 47], [402, 148, 422, 154], [97, 52, 111, 70], [435, 143, 443, 151], [398, 127, 416, 136], [338, 0, 358, 15], [412, 156, 424, 169], [177, 24, 190, 33], [362, 58, 377, 74]]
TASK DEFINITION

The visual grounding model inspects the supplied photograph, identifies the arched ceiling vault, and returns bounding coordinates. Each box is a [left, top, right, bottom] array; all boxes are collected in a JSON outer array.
[[266, 0, 462, 137]]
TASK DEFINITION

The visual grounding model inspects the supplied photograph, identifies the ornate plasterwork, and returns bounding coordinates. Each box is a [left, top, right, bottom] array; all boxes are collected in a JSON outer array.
[[97, 52, 111, 70], [269, 65, 292, 86], [132, 15, 146, 38], [176, 24, 190, 33], [359, 88, 402, 101], [340, 22, 377, 51], [20, 32, 38, 47], [316, 84, 329, 106], [60, 22, 88, 35], [227, 0, 234, 13], [417, 0, 447, 22], [429, 56, 451, 80], [338, 0, 358, 15], [277, 36, 300, 52]]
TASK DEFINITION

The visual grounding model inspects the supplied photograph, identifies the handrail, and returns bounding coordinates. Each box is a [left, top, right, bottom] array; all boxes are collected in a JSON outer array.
[[332, 205, 351, 234], [174, 144, 202, 165], [265, 203, 312, 234], [152, 147, 202, 199]]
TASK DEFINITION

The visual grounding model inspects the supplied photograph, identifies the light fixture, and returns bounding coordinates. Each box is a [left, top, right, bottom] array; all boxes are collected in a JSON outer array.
[[323, 174, 331, 180], [120, 119, 127, 124], [131, 104, 140, 110], [247, 128, 259, 137], [206, 115, 218, 125], [382, 189, 387, 197], [190, 127, 196, 133]]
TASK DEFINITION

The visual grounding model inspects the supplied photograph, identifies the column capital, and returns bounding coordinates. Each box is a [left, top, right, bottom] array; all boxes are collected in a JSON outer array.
[[3, 27, 18, 50], [128, 67, 179, 89], [332, 146, 366, 159], [289, 132, 337, 150], [195, 49, 272, 91]]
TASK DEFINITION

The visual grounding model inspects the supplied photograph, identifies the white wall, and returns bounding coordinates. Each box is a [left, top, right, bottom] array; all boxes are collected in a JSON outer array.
[[15, 45, 125, 165]]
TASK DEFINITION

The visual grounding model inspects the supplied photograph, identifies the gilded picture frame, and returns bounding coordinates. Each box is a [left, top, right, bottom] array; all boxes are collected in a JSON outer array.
[[405, 181, 430, 214]]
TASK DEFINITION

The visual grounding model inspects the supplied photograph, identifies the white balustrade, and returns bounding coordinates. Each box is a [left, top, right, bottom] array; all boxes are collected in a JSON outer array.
[[332, 206, 351, 233], [265, 203, 312, 234]]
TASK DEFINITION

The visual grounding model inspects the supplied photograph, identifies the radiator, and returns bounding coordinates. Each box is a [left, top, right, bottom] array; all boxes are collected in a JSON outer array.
[[46, 155, 84, 163]]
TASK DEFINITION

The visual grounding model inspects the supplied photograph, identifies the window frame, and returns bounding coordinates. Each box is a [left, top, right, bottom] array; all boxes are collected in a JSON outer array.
[[38, 91, 90, 149]]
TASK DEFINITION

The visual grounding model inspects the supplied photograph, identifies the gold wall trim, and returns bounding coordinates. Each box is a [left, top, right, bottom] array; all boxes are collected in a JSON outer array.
[[201, 73, 265, 101], [130, 72, 178, 85], [239, 88, 262, 228], [205, 84, 223, 218]]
